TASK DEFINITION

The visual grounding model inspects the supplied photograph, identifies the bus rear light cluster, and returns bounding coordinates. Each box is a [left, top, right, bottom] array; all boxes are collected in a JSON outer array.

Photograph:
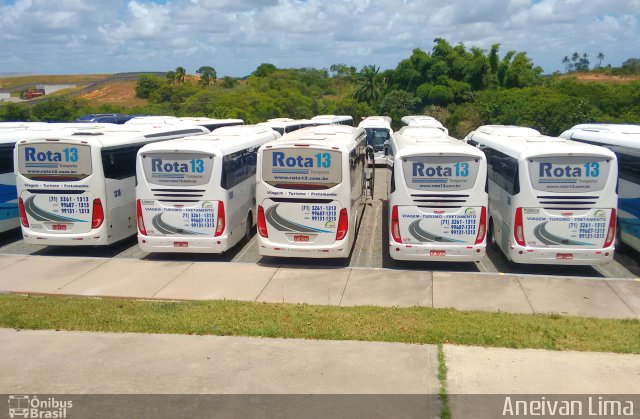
[[391, 205, 402, 243], [474, 207, 487, 245], [257, 205, 268, 238], [603, 209, 616, 248], [18, 197, 29, 227], [91, 199, 104, 229], [335, 208, 348, 241], [214, 201, 225, 237], [136, 199, 147, 236], [513, 207, 525, 247]]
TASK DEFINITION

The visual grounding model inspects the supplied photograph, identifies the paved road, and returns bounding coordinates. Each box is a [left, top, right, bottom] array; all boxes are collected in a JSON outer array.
[[0, 168, 638, 279]]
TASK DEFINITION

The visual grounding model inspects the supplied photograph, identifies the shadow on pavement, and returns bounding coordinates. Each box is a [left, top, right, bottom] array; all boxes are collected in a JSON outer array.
[[0, 228, 22, 248], [31, 235, 139, 259]]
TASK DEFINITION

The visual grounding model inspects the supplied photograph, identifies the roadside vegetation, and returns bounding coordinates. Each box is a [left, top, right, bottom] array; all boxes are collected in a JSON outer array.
[[1, 38, 639, 139], [1, 294, 638, 354]]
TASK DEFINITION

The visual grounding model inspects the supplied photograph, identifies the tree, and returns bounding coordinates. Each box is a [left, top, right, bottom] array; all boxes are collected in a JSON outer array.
[[597, 52, 605, 68], [377, 90, 420, 124], [427, 85, 454, 106], [174, 66, 186, 84], [0, 103, 31, 121], [622, 58, 640, 73], [562, 56, 571, 73], [166, 71, 176, 84], [252, 63, 277, 77], [135, 74, 162, 98], [330, 64, 357, 79], [196, 66, 217, 88], [354, 64, 384, 105]]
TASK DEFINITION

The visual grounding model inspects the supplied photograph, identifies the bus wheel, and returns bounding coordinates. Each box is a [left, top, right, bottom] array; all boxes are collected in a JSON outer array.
[[244, 213, 253, 243], [489, 218, 498, 250]]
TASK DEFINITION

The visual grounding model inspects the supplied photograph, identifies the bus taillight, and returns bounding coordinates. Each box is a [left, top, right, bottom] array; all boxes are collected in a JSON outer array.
[[391, 205, 402, 243], [91, 199, 104, 229], [214, 201, 225, 237], [257, 205, 268, 238], [604, 208, 616, 248], [514, 207, 525, 247], [336, 208, 348, 241], [18, 197, 28, 227], [136, 199, 147, 236], [475, 206, 487, 245]]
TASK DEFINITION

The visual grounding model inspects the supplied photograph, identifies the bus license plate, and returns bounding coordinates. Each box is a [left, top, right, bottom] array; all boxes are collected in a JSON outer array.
[[52, 224, 67, 231], [430, 250, 446, 257], [174, 242, 188, 248], [294, 235, 310, 242], [556, 253, 573, 260]]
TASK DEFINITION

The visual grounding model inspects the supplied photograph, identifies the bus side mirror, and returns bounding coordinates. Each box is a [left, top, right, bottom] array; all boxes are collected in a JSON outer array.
[[383, 140, 390, 156]]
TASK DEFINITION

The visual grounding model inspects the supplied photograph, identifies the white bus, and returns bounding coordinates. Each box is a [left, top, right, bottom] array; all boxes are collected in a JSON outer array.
[[256, 125, 367, 258], [358, 116, 393, 166], [0, 123, 112, 234], [465, 125, 618, 265], [300, 115, 353, 128], [257, 118, 303, 135], [15, 124, 209, 246], [125, 116, 243, 131], [560, 123, 640, 253], [136, 125, 280, 253], [400, 115, 448, 135], [387, 126, 487, 261]]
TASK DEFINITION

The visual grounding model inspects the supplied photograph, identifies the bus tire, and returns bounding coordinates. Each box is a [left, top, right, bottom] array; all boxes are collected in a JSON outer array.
[[244, 213, 253, 243], [489, 218, 498, 251]]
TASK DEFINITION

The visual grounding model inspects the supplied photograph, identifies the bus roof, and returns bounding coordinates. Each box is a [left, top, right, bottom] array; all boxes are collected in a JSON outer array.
[[139, 125, 279, 156], [468, 125, 616, 159], [395, 127, 484, 158], [358, 116, 392, 129], [266, 125, 364, 149], [300, 115, 353, 126], [257, 119, 304, 128], [18, 124, 209, 149], [124, 116, 243, 128], [560, 123, 640, 149], [0, 123, 114, 145]]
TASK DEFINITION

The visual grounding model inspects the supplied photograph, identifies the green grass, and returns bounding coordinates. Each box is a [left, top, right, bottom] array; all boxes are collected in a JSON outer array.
[[0, 294, 639, 354], [437, 343, 451, 419]]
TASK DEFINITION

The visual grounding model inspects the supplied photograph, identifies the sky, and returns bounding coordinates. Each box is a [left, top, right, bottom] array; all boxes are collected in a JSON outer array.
[[0, 0, 638, 77]]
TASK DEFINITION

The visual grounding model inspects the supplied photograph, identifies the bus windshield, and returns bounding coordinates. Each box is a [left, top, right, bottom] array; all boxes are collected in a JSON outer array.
[[141, 152, 214, 186], [17, 142, 92, 181], [262, 148, 342, 189], [403, 155, 479, 191], [528, 155, 612, 193], [365, 128, 390, 150]]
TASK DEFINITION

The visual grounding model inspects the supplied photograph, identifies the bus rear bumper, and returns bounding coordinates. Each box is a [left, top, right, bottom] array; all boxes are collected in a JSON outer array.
[[258, 238, 350, 258], [137, 234, 234, 254], [388, 242, 486, 262], [21, 228, 110, 246], [508, 245, 615, 265]]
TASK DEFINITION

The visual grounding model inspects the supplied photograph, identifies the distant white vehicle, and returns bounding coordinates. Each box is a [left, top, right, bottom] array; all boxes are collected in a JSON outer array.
[[560, 123, 640, 253], [466, 125, 618, 265], [387, 126, 488, 261], [300, 115, 353, 128], [15, 124, 209, 246], [400, 115, 448, 135], [136, 125, 280, 253], [125, 116, 243, 132], [257, 118, 304, 135], [256, 125, 368, 258], [358, 116, 393, 166]]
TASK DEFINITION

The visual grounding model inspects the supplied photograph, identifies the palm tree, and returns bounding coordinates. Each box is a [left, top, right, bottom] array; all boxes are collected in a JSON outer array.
[[174, 66, 186, 84], [597, 52, 605, 68], [354, 64, 384, 105], [562, 56, 571, 73], [196, 66, 216, 88]]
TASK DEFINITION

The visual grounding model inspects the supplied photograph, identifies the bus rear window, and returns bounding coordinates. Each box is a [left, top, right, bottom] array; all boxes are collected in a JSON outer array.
[[142, 152, 214, 186], [262, 148, 342, 190], [528, 156, 612, 193], [17, 143, 92, 181], [403, 155, 479, 191]]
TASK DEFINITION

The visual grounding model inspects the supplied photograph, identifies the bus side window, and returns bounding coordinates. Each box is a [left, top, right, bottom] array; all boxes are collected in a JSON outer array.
[[0, 145, 14, 175]]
